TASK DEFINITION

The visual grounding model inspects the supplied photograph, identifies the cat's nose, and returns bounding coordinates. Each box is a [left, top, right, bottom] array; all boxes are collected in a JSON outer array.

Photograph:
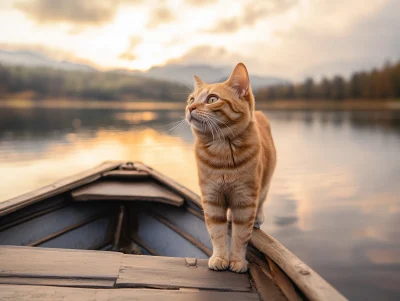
[[189, 105, 197, 113]]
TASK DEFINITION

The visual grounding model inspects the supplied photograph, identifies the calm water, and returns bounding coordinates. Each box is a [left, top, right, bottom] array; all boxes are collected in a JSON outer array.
[[1, 103, 400, 301]]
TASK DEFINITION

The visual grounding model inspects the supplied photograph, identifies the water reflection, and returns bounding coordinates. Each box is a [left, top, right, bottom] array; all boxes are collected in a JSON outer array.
[[0, 104, 400, 301]]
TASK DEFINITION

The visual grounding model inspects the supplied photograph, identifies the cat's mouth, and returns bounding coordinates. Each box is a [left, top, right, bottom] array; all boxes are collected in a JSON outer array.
[[188, 115, 203, 129], [189, 115, 201, 122]]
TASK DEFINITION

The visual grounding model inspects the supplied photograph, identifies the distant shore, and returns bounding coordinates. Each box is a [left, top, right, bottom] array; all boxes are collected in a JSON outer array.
[[1, 98, 399, 111], [256, 100, 400, 111]]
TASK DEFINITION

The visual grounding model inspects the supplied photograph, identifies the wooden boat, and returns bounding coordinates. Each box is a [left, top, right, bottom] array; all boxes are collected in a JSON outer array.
[[0, 161, 347, 301]]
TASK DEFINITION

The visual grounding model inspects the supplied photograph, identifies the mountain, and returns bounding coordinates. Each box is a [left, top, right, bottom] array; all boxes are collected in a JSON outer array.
[[128, 64, 287, 89], [0, 49, 287, 89], [0, 50, 96, 72]]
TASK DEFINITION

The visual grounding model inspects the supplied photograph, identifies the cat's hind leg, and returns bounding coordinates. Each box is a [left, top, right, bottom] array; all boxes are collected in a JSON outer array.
[[254, 190, 268, 228]]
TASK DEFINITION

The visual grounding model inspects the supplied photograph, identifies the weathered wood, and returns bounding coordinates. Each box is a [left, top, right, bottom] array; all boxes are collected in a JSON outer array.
[[0, 203, 112, 246], [185, 257, 197, 267], [0, 278, 114, 288], [71, 180, 184, 206], [0, 285, 260, 301], [136, 213, 208, 259], [102, 170, 150, 179], [28, 211, 110, 247], [152, 204, 211, 250], [112, 205, 125, 251], [0, 161, 123, 217], [38, 215, 114, 250], [0, 246, 123, 287], [250, 230, 348, 301], [249, 263, 287, 301], [116, 254, 253, 292], [0, 198, 68, 232], [134, 162, 202, 207], [266, 256, 303, 301], [149, 211, 212, 256]]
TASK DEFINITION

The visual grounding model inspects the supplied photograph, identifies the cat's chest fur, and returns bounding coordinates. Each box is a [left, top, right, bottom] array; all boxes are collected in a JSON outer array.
[[195, 133, 261, 190]]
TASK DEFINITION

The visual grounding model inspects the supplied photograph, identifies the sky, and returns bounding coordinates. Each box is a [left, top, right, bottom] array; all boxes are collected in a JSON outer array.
[[0, 0, 399, 80]]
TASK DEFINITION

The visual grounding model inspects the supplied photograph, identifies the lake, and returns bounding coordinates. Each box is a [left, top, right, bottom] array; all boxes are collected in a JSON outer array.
[[0, 102, 400, 301]]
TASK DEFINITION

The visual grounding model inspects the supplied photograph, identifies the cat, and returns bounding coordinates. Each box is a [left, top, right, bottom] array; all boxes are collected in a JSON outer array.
[[185, 63, 277, 273]]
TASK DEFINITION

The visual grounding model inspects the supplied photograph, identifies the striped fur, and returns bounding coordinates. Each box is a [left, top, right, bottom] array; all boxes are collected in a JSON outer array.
[[186, 63, 277, 273]]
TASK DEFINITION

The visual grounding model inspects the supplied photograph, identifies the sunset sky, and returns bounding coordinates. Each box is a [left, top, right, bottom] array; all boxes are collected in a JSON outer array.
[[0, 0, 399, 79]]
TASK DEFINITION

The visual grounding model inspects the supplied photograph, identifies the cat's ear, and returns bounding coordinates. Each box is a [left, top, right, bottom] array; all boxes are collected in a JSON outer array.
[[193, 75, 205, 90], [226, 63, 250, 97]]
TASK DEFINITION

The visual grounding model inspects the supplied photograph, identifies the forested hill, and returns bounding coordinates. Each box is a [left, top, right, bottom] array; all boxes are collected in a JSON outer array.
[[0, 64, 190, 102], [255, 61, 400, 101]]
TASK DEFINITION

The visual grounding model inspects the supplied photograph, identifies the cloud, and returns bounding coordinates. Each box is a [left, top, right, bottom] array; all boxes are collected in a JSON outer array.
[[261, 0, 400, 79], [185, 0, 215, 6], [14, 0, 142, 27], [207, 0, 298, 33], [147, 6, 175, 28], [119, 37, 142, 61], [167, 45, 259, 69]]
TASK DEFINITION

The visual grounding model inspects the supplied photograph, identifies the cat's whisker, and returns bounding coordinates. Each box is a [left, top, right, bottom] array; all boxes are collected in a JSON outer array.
[[164, 119, 187, 136], [205, 116, 222, 142], [205, 119, 215, 144], [197, 113, 219, 142], [163, 119, 186, 128], [210, 118, 224, 141], [198, 111, 229, 141], [200, 111, 235, 138], [174, 119, 188, 136]]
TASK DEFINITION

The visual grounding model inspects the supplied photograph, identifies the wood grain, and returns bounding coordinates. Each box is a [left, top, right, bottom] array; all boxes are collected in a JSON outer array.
[[0, 161, 123, 217], [249, 263, 287, 301], [116, 254, 253, 292], [0, 285, 260, 301], [0, 277, 114, 288], [71, 180, 184, 206], [265, 256, 303, 301], [0, 246, 122, 287], [250, 230, 348, 301], [102, 170, 150, 179], [134, 162, 202, 207]]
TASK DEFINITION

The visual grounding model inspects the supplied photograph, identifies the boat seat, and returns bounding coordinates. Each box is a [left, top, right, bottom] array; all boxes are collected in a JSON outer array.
[[71, 180, 184, 207]]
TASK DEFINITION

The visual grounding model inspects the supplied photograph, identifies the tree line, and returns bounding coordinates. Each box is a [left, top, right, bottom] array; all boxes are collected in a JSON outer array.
[[0, 64, 189, 102], [255, 60, 400, 101], [1, 60, 399, 103]]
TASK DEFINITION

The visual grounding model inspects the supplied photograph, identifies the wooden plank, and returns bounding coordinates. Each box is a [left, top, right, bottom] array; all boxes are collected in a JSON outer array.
[[102, 170, 150, 179], [265, 256, 303, 301], [38, 215, 114, 250], [0, 161, 123, 217], [0, 203, 112, 246], [0, 278, 114, 288], [152, 204, 212, 250], [134, 162, 202, 207], [0, 246, 123, 287], [117, 254, 253, 292], [0, 285, 260, 301], [249, 263, 287, 301], [136, 213, 208, 259], [0, 196, 67, 231], [149, 211, 212, 256], [71, 180, 184, 207], [250, 230, 348, 301]]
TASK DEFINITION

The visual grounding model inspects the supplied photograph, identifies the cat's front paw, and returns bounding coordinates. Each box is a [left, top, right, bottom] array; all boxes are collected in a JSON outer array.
[[229, 260, 248, 273], [208, 256, 229, 271]]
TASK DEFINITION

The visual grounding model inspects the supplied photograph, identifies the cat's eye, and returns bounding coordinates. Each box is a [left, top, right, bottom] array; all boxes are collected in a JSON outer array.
[[189, 97, 195, 104], [206, 95, 219, 104]]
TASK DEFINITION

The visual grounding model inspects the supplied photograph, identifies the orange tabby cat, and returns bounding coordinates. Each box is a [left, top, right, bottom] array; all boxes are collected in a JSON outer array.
[[185, 63, 277, 273]]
